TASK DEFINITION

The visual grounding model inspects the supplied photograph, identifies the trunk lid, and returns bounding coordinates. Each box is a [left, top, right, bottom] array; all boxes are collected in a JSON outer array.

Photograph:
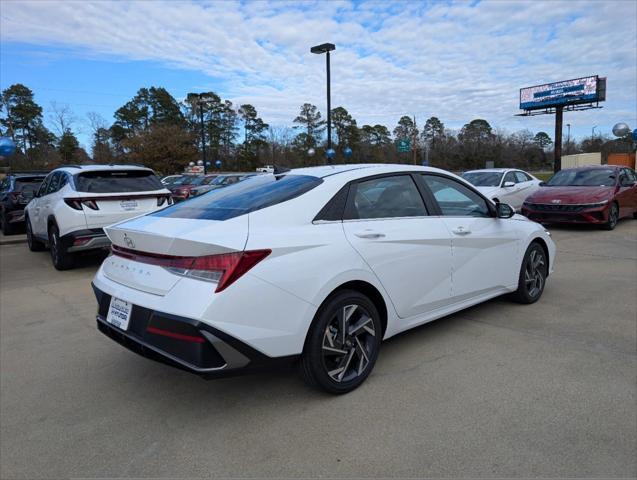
[[103, 214, 248, 295]]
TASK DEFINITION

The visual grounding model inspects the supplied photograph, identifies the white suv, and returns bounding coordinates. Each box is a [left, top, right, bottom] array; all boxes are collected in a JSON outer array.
[[25, 165, 172, 270]]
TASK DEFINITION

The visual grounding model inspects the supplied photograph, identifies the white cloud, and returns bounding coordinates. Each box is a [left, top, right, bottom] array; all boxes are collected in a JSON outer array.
[[1, 0, 635, 139]]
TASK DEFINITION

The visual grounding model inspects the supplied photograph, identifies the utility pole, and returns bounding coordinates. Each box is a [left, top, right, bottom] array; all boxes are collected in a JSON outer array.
[[198, 94, 207, 174], [566, 123, 571, 155], [412, 115, 418, 165], [554, 106, 563, 173]]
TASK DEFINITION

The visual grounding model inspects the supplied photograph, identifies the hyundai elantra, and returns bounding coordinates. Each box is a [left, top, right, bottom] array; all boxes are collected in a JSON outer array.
[[92, 164, 555, 393]]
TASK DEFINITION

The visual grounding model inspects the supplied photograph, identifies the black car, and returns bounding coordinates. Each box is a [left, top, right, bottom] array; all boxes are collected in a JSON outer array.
[[0, 172, 47, 234]]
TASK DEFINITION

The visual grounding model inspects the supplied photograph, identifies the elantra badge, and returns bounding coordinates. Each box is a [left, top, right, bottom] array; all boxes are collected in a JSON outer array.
[[124, 234, 135, 249]]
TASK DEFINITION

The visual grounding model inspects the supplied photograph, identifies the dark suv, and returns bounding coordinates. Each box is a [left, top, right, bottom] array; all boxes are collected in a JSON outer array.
[[0, 172, 47, 234]]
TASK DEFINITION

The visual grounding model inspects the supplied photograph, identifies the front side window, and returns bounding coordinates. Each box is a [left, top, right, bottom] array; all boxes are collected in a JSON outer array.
[[422, 175, 491, 217], [347, 175, 427, 220], [153, 174, 323, 221], [514, 171, 530, 183], [75, 170, 163, 193]]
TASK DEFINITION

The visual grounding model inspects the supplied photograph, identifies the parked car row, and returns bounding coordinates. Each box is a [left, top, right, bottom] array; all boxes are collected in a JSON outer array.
[[462, 165, 637, 230], [0, 171, 47, 234], [161, 172, 258, 201]]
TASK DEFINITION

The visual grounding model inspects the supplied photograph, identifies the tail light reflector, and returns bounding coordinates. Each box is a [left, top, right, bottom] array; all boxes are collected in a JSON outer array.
[[111, 245, 271, 292], [64, 198, 83, 210], [82, 199, 99, 210], [157, 196, 174, 207], [146, 326, 206, 343]]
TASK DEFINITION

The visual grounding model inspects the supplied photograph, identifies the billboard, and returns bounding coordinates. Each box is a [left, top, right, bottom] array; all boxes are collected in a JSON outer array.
[[520, 76, 605, 111]]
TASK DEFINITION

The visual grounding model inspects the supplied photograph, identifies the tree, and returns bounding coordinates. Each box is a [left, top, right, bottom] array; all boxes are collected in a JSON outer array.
[[534, 131, 553, 149], [458, 119, 494, 169], [122, 124, 198, 174], [0, 84, 44, 154], [238, 104, 269, 169], [49, 102, 77, 137], [393, 116, 417, 141], [293, 103, 325, 148], [421, 116, 445, 147], [361, 124, 391, 146], [58, 129, 80, 163], [329, 107, 360, 160]]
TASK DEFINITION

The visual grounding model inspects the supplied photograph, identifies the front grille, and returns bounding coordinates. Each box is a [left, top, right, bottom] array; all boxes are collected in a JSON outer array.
[[525, 203, 604, 213]]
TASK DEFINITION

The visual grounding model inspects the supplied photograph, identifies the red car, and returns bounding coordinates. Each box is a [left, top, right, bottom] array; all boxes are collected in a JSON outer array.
[[521, 165, 637, 230], [168, 174, 218, 201]]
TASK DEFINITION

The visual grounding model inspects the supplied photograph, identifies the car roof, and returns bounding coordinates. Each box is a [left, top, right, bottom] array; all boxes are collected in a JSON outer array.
[[565, 165, 619, 171], [53, 164, 154, 174], [463, 168, 513, 173], [288, 163, 452, 181]]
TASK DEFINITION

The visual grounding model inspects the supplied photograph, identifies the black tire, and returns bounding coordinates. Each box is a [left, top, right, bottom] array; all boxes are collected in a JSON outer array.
[[25, 215, 45, 251], [299, 289, 382, 394], [1, 210, 15, 235], [511, 242, 548, 304], [48, 224, 74, 270], [602, 202, 619, 230]]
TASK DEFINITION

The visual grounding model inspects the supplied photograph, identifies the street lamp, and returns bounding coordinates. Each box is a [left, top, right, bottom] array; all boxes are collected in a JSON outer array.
[[566, 123, 571, 154], [311, 42, 336, 162], [592, 125, 597, 140]]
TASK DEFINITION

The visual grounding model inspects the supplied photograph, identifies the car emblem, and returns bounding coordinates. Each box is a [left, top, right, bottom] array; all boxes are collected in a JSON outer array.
[[123, 234, 135, 249], [551, 199, 562, 204]]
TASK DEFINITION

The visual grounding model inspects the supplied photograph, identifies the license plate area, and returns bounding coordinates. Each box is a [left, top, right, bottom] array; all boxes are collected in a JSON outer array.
[[120, 199, 138, 211], [106, 297, 132, 331]]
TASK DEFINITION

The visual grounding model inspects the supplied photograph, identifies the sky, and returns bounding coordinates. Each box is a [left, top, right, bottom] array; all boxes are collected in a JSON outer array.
[[1, 0, 636, 151]]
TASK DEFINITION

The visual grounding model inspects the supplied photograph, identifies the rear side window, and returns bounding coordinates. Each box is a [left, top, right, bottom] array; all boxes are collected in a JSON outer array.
[[515, 171, 530, 183], [75, 170, 163, 193], [153, 174, 323, 220]]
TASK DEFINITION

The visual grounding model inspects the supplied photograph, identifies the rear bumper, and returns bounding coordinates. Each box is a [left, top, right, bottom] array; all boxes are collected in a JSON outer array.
[[521, 204, 610, 224], [93, 284, 297, 378], [61, 228, 110, 252]]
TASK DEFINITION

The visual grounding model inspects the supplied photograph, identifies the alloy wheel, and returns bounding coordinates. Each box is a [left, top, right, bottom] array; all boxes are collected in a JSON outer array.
[[321, 304, 376, 383], [524, 249, 545, 298], [609, 204, 618, 228]]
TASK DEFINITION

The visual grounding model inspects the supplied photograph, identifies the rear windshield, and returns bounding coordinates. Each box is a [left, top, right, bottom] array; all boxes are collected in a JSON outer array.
[[75, 170, 163, 193], [153, 174, 323, 220], [15, 177, 45, 192], [462, 171, 502, 187]]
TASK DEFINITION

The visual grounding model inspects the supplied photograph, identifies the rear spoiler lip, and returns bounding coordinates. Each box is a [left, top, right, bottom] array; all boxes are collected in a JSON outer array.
[[64, 192, 171, 202]]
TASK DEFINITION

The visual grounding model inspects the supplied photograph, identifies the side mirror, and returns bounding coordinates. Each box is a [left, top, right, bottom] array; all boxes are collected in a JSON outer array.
[[503, 181, 515, 188], [496, 202, 515, 219], [539, 181, 546, 187]]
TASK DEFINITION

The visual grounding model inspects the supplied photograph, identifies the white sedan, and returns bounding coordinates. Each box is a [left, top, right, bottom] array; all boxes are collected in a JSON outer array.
[[461, 168, 542, 210], [92, 164, 555, 394]]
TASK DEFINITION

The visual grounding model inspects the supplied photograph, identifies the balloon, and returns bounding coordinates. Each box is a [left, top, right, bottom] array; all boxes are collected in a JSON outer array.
[[612, 122, 631, 137], [0, 137, 16, 157], [307, 148, 316, 157], [326, 148, 336, 159], [343, 147, 353, 157], [215, 160, 222, 167], [188, 162, 195, 167], [197, 160, 204, 166], [206, 161, 211, 167]]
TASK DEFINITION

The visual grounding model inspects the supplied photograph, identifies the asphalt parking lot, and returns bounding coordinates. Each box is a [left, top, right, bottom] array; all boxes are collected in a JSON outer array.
[[1, 221, 636, 478]]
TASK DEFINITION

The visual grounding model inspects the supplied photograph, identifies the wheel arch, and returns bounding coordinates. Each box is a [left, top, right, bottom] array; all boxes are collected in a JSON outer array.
[[530, 236, 550, 276]]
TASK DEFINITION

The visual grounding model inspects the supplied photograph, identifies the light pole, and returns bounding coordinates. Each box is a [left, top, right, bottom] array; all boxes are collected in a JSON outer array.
[[592, 125, 597, 141], [566, 123, 571, 154], [197, 94, 208, 174], [310, 42, 336, 162]]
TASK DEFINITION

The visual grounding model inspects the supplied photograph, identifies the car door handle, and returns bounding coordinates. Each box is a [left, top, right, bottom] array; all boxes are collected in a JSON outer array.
[[452, 227, 471, 235], [355, 231, 385, 239]]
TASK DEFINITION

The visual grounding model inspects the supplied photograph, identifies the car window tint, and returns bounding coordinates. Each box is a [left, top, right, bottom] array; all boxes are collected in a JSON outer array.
[[46, 172, 61, 194], [422, 175, 491, 217], [153, 174, 323, 220], [514, 171, 529, 183], [75, 170, 163, 193], [350, 175, 426, 220], [503, 172, 517, 184], [625, 169, 636, 183]]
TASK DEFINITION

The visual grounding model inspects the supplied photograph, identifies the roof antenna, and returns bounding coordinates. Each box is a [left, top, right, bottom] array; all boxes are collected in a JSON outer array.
[[273, 164, 290, 175]]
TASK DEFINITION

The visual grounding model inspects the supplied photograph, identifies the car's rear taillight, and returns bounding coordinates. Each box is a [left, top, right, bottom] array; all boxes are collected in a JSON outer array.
[[111, 245, 271, 292], [157, 196, 173, 207], [82, 200, 99, 210], [64, 198, 83, 210]]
